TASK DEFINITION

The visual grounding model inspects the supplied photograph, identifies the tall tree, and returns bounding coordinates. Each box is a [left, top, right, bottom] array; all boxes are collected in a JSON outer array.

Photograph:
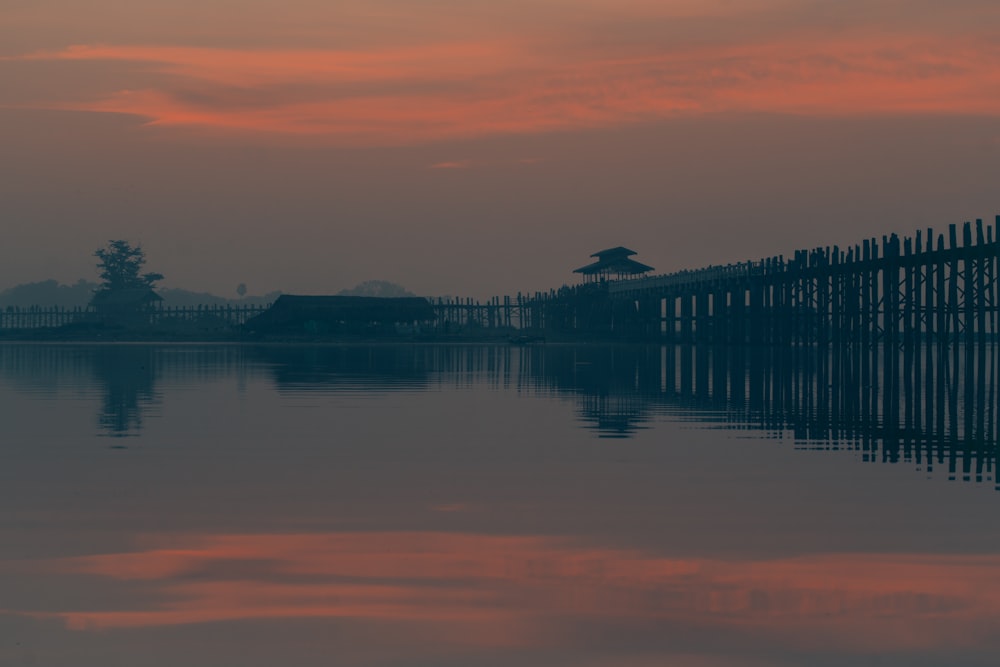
[[94, 240, 164, 291]]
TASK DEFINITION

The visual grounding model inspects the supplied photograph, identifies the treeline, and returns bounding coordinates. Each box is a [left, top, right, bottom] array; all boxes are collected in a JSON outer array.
[[0, 278, 415, 309], [0, 279, 280, 309]]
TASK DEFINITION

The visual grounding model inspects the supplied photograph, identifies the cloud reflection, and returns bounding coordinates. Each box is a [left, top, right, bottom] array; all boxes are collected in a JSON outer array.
[[15, 531, 1000, 653]]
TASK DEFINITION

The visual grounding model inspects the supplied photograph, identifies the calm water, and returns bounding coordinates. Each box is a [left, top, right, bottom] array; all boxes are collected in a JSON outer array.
[[1, 343, 999, 667]]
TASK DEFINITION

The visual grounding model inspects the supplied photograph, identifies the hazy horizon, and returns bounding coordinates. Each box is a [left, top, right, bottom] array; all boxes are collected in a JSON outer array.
[[2, 1, 998, 297]]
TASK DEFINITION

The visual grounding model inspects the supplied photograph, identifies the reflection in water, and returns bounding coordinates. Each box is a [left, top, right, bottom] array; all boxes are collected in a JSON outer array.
[[21, 531, 1000, 655], [87, 346, 260, 438], [1, 342, 996, 483], [508, 344, 1000, 489], [2, 342, 1000, 666], [91, 346, 159, 437], [251, 345, 429, 394], [0, 344, 160, 438]]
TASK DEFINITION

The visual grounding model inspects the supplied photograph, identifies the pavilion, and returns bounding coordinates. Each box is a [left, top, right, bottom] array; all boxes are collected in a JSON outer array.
[[573, 247, 654, 283]]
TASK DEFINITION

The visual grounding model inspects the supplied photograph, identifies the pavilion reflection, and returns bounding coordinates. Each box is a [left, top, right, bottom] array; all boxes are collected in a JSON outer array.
[[2, 342, 996, 480]]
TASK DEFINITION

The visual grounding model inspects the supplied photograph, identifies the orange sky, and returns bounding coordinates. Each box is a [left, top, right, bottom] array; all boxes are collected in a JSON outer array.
[[1, 0, 998, 296], [4, 2, 1000, 144]]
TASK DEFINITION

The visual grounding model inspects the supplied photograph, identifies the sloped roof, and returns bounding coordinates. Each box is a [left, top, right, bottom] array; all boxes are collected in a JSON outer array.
[[574, 256, 654, 276], [245, 295, 436, 331], [589, 246, 637, 259]]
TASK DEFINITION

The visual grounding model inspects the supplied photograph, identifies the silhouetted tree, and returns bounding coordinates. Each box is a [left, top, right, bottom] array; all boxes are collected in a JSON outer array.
[[94, 240, 163, 292], [237, 283, 247, 298]]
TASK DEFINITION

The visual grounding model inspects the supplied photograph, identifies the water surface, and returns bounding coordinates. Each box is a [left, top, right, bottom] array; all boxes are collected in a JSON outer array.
[[1, 343, 999, 667]]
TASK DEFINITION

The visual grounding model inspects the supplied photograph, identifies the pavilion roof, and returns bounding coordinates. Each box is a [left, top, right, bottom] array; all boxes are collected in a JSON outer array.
[[589, 246, 638, 259], [573, 256, 654, 275]]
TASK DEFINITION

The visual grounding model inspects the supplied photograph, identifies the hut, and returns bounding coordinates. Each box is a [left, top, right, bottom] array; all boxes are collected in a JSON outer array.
[[244, 295, 436, 336], [89, 288, 162, 327], [573, 247, 653, 282]]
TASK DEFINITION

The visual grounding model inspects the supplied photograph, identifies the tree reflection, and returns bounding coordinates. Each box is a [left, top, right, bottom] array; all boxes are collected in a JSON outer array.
[[91, 346, 159, 438]]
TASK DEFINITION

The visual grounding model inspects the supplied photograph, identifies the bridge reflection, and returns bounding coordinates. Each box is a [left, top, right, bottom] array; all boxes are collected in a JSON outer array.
[[503, 343, 999, 488], [1, 343, 995, 485]]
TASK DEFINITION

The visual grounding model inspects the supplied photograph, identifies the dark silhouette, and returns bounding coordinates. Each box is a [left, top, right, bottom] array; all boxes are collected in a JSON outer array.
[[89, 240, 164, 327], [252, 345, 429, 392], [0, 279, 276, 311], [94, 240, 163, 291], [245, 295, 436, 337], [92, 346, 159, 439], [573, 246, 654, 283], [514, 342, 999, 488], [1, 215, 997, 346], [0, 341, 995, 482], [530, 217, 1000, 344]]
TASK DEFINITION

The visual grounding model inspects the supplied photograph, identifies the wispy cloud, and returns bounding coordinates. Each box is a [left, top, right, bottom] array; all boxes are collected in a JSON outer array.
[[3, 2, 999, 144], [428, 160, 475, 169], [427, 157, 543, 169]]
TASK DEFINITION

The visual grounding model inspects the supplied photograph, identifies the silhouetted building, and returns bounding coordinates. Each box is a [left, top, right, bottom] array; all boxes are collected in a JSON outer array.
[[244, 295, 436, 336], [89, 288, 162, 327], [574, 247, 653, 282]]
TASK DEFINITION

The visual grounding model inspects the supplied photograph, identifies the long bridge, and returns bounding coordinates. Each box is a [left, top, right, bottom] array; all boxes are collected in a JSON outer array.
[[506, 215, 1000, 345]]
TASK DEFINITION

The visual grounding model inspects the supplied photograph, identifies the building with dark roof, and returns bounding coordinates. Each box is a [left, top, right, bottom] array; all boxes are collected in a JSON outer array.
[[244, 295, 436, 336], [573, 247, 653, 282], [89, 288, 162, 326]]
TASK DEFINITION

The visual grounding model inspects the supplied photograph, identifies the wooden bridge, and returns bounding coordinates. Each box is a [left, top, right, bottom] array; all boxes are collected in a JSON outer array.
[[521, 216, 1000, 344], [0, 303, 269, 331]]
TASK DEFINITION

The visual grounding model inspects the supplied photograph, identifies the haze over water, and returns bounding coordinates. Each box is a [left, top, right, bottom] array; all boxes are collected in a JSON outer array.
[[2, 343, 998, 667]]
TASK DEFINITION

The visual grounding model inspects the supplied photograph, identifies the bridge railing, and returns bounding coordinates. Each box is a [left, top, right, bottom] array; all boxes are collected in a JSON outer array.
[[0, 303, 271, 330], [610, 260, 765, 294]]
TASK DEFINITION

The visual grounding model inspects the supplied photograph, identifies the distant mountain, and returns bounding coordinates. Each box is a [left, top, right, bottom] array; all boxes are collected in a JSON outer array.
[[157, 288, 281, 308], [337, 280, 415, 298]]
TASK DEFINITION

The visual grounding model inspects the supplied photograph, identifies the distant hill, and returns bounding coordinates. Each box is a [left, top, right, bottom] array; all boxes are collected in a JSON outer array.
[[0, 280, 280, 309], [157, 288, 281, 308], [337, 280, 415, 298]]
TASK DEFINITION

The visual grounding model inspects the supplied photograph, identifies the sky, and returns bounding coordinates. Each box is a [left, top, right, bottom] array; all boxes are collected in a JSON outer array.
[[2, 0, 999, 298]]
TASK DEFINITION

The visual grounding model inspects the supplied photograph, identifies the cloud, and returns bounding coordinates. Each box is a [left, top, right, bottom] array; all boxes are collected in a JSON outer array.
[[2, 3, 1000, 144], [428, 160, 474, 169]]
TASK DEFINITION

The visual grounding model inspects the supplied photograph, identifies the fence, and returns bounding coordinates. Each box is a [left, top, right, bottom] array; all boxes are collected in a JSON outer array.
[[0, 303, 270, 330]]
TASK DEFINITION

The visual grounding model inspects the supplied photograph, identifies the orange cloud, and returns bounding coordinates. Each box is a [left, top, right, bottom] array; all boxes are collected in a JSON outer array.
[[7, 531, 1000, 654], [2, 20, 999, 146], [428, 160, 475, 170]]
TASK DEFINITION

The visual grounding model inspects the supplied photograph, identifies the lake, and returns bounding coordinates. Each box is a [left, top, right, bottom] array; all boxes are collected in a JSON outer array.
[[1, 342, 999, 667]]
